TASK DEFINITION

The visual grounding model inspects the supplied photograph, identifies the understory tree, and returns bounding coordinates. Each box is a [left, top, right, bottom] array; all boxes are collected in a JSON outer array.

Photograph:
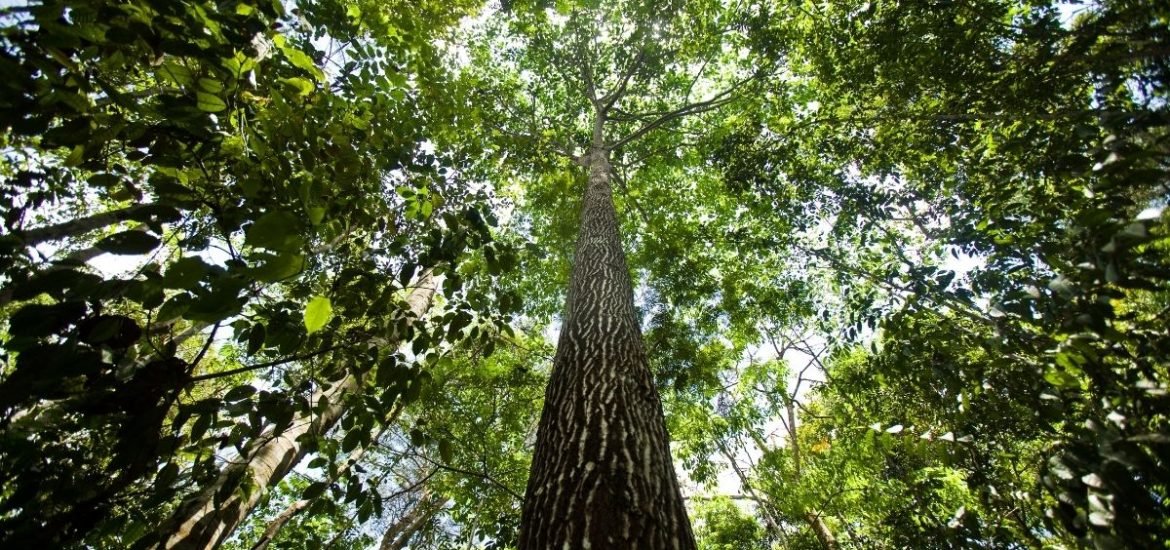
[[0, 0, 514, 547], [692, 0, 1170, 547]]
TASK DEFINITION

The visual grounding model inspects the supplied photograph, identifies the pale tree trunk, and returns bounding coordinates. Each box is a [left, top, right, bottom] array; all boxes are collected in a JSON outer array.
[[805, 511, 839, 550], [15, 203, 161, 245], [378, 492, 447, 550], [0, 226, 140, 308], [518, 120, 696, 548], [149, 272, 436, 550], [716, 443, 788, 541], [248, 411, 402, 550], [784, 399, 838, 550]]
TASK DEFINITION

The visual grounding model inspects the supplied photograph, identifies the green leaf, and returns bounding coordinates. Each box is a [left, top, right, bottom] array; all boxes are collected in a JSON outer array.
[[250, 252, 305, 282], [12, 269, 101, 302], [307, 207, 325, 225], [246, 324, 266, 355], [304, 295, 333, 334], [88, 173, 120, 188], [158, 61, 194, 87], [196, 77, 224, 93], [9, 302, 86, 338], [196, 91, 227, 112], [224, 385, 257, 402], [280, 76, 315, 97], [96, 230, 160, 255], [1045, 366, 1081, 389], [302, 481, 328, 500], [245, 210, 304, 252], [163, 256, 209, 289], [78, 315, 141, 348], [439, 439, 453, 463], [186, 285, 245, 323], [342, 429, 362, 453], [280, 46, 325, 82]]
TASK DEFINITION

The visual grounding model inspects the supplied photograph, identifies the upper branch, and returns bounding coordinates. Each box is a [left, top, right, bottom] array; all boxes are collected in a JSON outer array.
[[598, 46, 646, 115], [608, 77, 748, 150]]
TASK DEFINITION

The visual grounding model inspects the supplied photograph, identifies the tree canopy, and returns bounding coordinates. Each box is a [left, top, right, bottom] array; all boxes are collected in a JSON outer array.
[[1, 0, 1168, 548]]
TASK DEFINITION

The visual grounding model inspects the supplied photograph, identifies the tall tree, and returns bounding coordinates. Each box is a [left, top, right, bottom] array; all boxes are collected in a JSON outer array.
[[451, 1, 765, 546], [520, 137, 697, 547]]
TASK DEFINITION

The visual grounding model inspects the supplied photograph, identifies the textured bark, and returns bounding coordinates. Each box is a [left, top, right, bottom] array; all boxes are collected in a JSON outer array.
[[150, 272, 435, 550], [518, 146, 696, 549]]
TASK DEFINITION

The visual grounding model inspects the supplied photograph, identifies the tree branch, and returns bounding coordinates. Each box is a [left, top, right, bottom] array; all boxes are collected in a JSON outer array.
[[416, 454, 522, 501], [608, 75, 753, 150], [599, 46, 645, 115], [16, 203, 163, 246], [189, 344, 345, 383]]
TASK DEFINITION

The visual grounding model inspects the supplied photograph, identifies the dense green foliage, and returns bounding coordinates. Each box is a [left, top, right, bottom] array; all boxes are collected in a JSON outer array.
[[1, 0, 1167, 548]]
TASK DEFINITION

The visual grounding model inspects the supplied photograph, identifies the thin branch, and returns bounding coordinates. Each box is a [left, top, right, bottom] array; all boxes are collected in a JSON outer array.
[[482, 113, 575, 159], [189, 322, 221, 371], [599, 46, 646, 114], [578, 37, 599, 106], [189, 344, 344, 383], [609, 76, 752, 150], [415, 455, 522, 501]]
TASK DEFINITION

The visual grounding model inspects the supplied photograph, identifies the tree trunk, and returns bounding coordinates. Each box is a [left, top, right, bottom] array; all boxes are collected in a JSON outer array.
[[716, 443, 788, 542], [16, 203, 161, 245], [805, 511, 839, 550], [0, 231, 133, 309], [378, 492, 447, 550], [249, 411, 402, 550], [149, 272, 435, 550], [518, 144, 696, 549], [785, 398, 837, 550]]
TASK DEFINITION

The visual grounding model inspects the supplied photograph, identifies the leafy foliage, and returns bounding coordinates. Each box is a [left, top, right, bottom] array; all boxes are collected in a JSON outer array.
[[0, 0, 506, 546], [1, 0, 1168, 548]]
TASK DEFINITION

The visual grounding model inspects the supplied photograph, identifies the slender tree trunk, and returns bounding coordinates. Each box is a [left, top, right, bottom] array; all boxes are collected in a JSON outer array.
[[518, 138, 696, 549], [378, 493, 447, 550], [249, 410, 402, 550], [148, 272, 435, 550], [154, 377, 358, 550], [805, 511, 839, 550], [247, 498, 310, 550], [15, 203, 161, 245], [785, 399, 838, 550], [716, 443, 787, 541]]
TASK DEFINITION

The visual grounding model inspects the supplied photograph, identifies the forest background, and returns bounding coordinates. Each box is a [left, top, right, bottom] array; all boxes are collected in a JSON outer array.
[[0, 0, 1167, 548]]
